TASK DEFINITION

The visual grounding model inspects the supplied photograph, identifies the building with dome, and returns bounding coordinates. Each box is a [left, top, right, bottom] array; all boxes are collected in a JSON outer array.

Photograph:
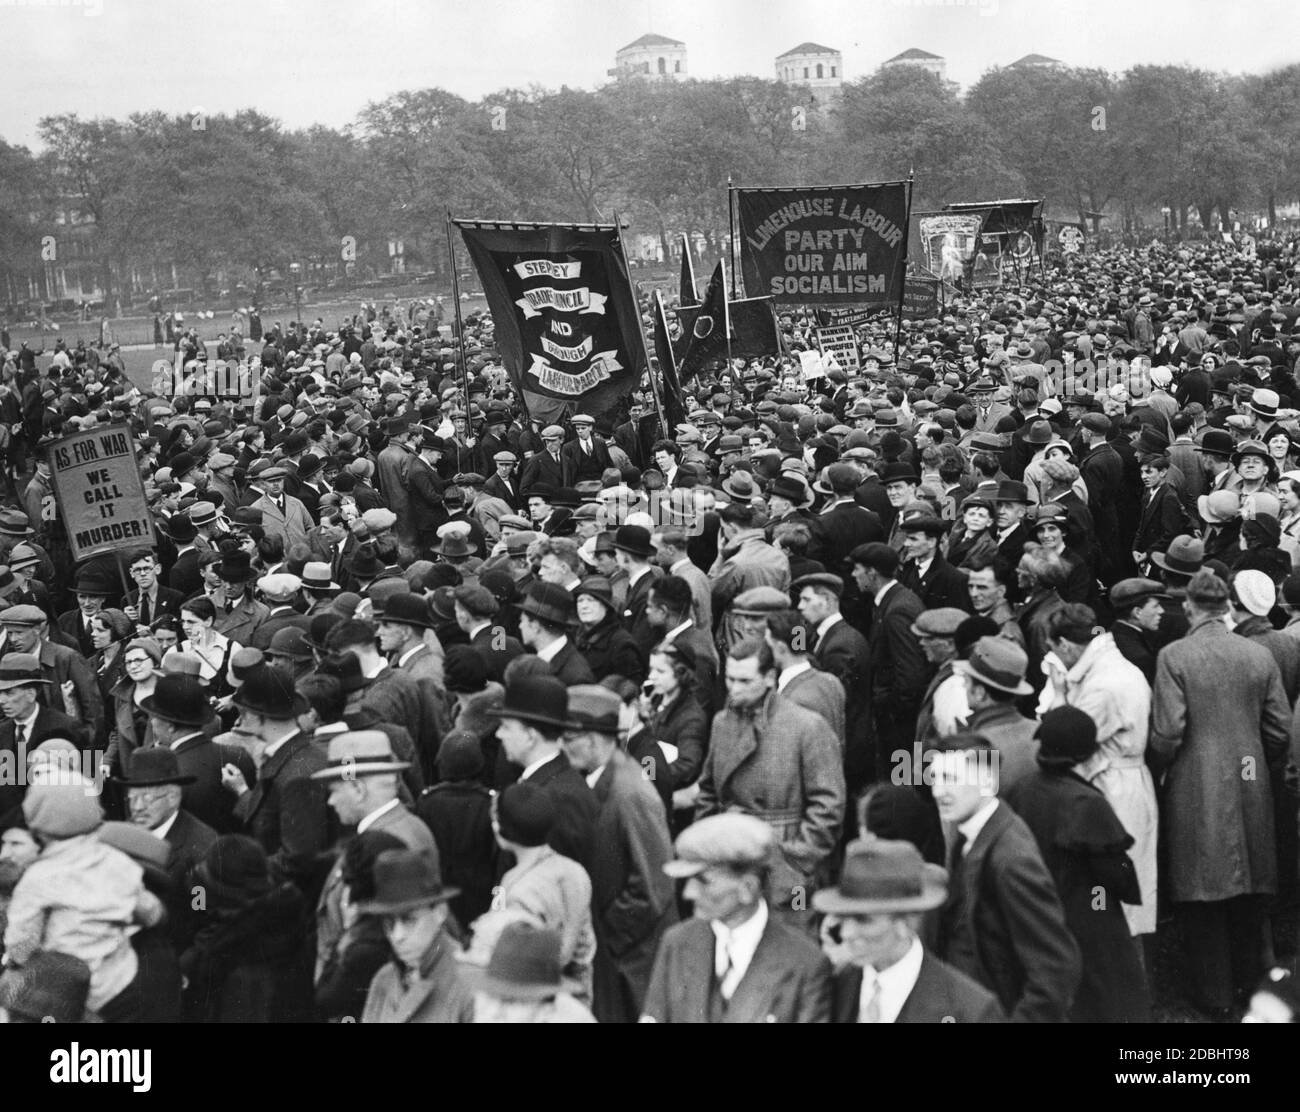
[[776, 42, 844, 103], [609, 33, 688, 81]]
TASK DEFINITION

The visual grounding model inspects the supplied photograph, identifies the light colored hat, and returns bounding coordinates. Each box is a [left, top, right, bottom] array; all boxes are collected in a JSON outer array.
[[310, 730, 411, 781], [663, 814, 774, 878], [361, 508, 398, 533], [257, 573, 302, 601], [1233, 569, 1276, 617]]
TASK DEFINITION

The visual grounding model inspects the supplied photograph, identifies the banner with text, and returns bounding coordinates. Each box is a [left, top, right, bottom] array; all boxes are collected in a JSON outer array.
[[453, 221, 646, 424], [48, 423, 155, 561], [735, 183, 909, 307], [816, 325, 862, 371], [902, 276, 942, 319]]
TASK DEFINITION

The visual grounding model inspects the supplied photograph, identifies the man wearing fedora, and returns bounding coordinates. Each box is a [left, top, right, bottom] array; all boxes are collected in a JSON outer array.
[[116, 745, 217, 946], [560, 684, 676, 1024], [642, 813, 832, 1023], [818, 837, 1004, 1023], [55, 567, 116, 659], [0, 605, 103, 748], [930, 733, 1080, 1023], [379, 591, 448, 697], [0, 653, 88, 826], [489, 674, 597, 872], [142, 672, 253, 836], [612, 525, 662, 662], [763, 610, 845, 747], [409, 429, 450, 554], [951, 636, 1039, 795], [360, 848, 474, 1023], [214, 552, 271, 647], [897, 507, 973, 613], [517, 582, 595, 687], [164, 513, 204, 599], [226, 665, 332, 860], [311, 730, 435, 992]]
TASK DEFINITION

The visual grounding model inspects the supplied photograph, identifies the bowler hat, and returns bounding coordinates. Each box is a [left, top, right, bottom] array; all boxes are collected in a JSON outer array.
[[139, 673, 211, 727], [811, 836, 948, 915], [993, 480, 1030, 504], [879, 462, 919, 485], [769, 474, 813, 506], [1196, 429, 1235, 458], [611, 524, 654, 560], [518, 581, 576, 628], [1022, 420, 1054, 446], [897, 508, 949, 536], [378, 592, 435, 629], [232, 664, 308, 718], [487, 674, 570, 731], [163, 515, 198, 544], [217, 551, 253, 582], [114, 746, 197, 787]]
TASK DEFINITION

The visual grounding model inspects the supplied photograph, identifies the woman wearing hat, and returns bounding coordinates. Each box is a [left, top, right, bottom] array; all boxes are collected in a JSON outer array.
[[574, 576, 645, 686], [1003, 707, 1150, 1023], [1261, 422, 1299, 473], [180, 834, 312, 1023], [179, 596, 241, 697]]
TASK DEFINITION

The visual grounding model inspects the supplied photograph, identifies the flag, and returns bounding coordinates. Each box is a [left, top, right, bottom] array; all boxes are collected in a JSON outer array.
[[652, 291, 686, 431], [676, 293, 782, 365], [678, 262, 730, 374], [452, 220, 645, 425], [679, 233, 698, 306]]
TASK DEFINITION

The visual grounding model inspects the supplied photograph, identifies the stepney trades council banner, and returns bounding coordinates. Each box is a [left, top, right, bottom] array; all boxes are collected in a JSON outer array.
[[453, 220, 646, 425], [735, 183, 909, 307], [48, 423, 156, 561]]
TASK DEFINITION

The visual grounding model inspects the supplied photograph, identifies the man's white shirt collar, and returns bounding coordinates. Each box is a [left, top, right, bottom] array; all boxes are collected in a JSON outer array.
[[860, 935, 925, 1023], [536, 635, 566, 663]]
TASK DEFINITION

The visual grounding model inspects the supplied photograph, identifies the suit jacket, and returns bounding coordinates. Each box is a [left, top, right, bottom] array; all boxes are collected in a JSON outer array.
[[621, 566, 663, 660], [642, 909, 832, 1023], [125, 585, 185, 627], [470, 623, 524, 684], [408, 455, 448, 537], [898, 555, 973, 613], [588, 748, 678, 1023], [172, 731, 258, 835], [560, 435, 614, 487], [815, 500, 885, 572], [0, 705, 90, 828], [525, 750, 599, 873], [252, 493, 314, 553], [56, 608, 99, 658], [35, 639, 104, 744], [233, 730, 331, 857], [811, 616, 873, 787], [1133, 482, 1188, 559], [161, 807, 219, 948], [168, 547, 203, 600], [545, 638, 596, 687], [660, 623, 718, 719], [215, 594, 271, 647], [936, 801, 1082, 1023], [482, 472, 522, 513], [249, 606, 311, 651], [867, 581, 927, 724], [520, 450, 565, 494], [831, 950, 1005, 1023]]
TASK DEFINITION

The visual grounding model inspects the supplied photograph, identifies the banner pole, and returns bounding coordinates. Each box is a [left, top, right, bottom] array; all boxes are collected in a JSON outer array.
[[615, 214, 667, 441], [723, 260, 735, 378], [894, 170, 915, 363], [727, 175, 739, 300], [445, 213, 472, 408]]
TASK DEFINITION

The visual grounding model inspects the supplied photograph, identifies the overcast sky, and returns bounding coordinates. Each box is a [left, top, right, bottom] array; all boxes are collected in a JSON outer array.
[[2, 0, 1297, 149]]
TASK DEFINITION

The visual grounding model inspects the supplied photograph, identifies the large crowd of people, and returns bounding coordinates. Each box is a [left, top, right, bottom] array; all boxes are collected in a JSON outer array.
[[1, 236, 1300, 1025]]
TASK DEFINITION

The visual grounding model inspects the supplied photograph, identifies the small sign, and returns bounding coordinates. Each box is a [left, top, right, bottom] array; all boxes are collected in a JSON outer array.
[[47, 424, 156, 561], [815, 325, 861, 370]]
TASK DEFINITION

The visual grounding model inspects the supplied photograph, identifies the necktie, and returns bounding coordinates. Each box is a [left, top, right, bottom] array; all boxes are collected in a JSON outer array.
[[717, 938, 736, 1001], [277, 498, 285, 514], [15, 723, 26, 751], [948, 831, 967, 883], [139, 594, 151, 625], [859, 970, 882, 1023], [582, 441, 591, 456]]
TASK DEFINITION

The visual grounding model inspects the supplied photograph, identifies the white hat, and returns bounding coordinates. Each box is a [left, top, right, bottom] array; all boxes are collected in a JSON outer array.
[[1233, 570, 1276, 617], [257, 573, 302, 601], [1149, 367, 1173, 388]]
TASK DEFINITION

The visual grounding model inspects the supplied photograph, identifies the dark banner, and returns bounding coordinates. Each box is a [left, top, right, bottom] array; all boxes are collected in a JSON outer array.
[[675, 295, 782, 365], [453, 220, 646, 424], [902, 276, 941, 319], [735, 183, 909, 306]]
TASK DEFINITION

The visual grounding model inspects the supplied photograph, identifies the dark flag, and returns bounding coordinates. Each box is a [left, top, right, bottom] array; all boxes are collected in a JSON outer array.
[[652, 291, 686, 431], [452, 219, 646, 425], [676, 294, 782, 365], [678, 261, 731, 374], [679, 233, 699, 307]]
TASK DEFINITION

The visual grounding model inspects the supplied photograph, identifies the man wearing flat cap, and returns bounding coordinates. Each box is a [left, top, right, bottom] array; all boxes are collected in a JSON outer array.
[[819, 837, 1003, 1023], [520, 425, 566, 494], [0, 604, 103, 746], [642, 813, 832, 1023], [560, 684, 676, 1023], [560, 413, 613, 488], [249, 573, 309, 650], [251, 464, 313, 552]]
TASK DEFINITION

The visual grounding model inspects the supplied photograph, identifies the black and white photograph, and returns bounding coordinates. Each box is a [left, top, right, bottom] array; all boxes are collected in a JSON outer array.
[[0, 0, 1296, 1068]]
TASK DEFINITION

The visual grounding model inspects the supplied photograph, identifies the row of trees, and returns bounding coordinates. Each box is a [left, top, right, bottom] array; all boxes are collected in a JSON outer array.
[[4, 61, 1300, 310]]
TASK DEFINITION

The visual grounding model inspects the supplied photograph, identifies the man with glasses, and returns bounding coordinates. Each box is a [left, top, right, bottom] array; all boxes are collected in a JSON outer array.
[[123, 550, 183, 637]]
